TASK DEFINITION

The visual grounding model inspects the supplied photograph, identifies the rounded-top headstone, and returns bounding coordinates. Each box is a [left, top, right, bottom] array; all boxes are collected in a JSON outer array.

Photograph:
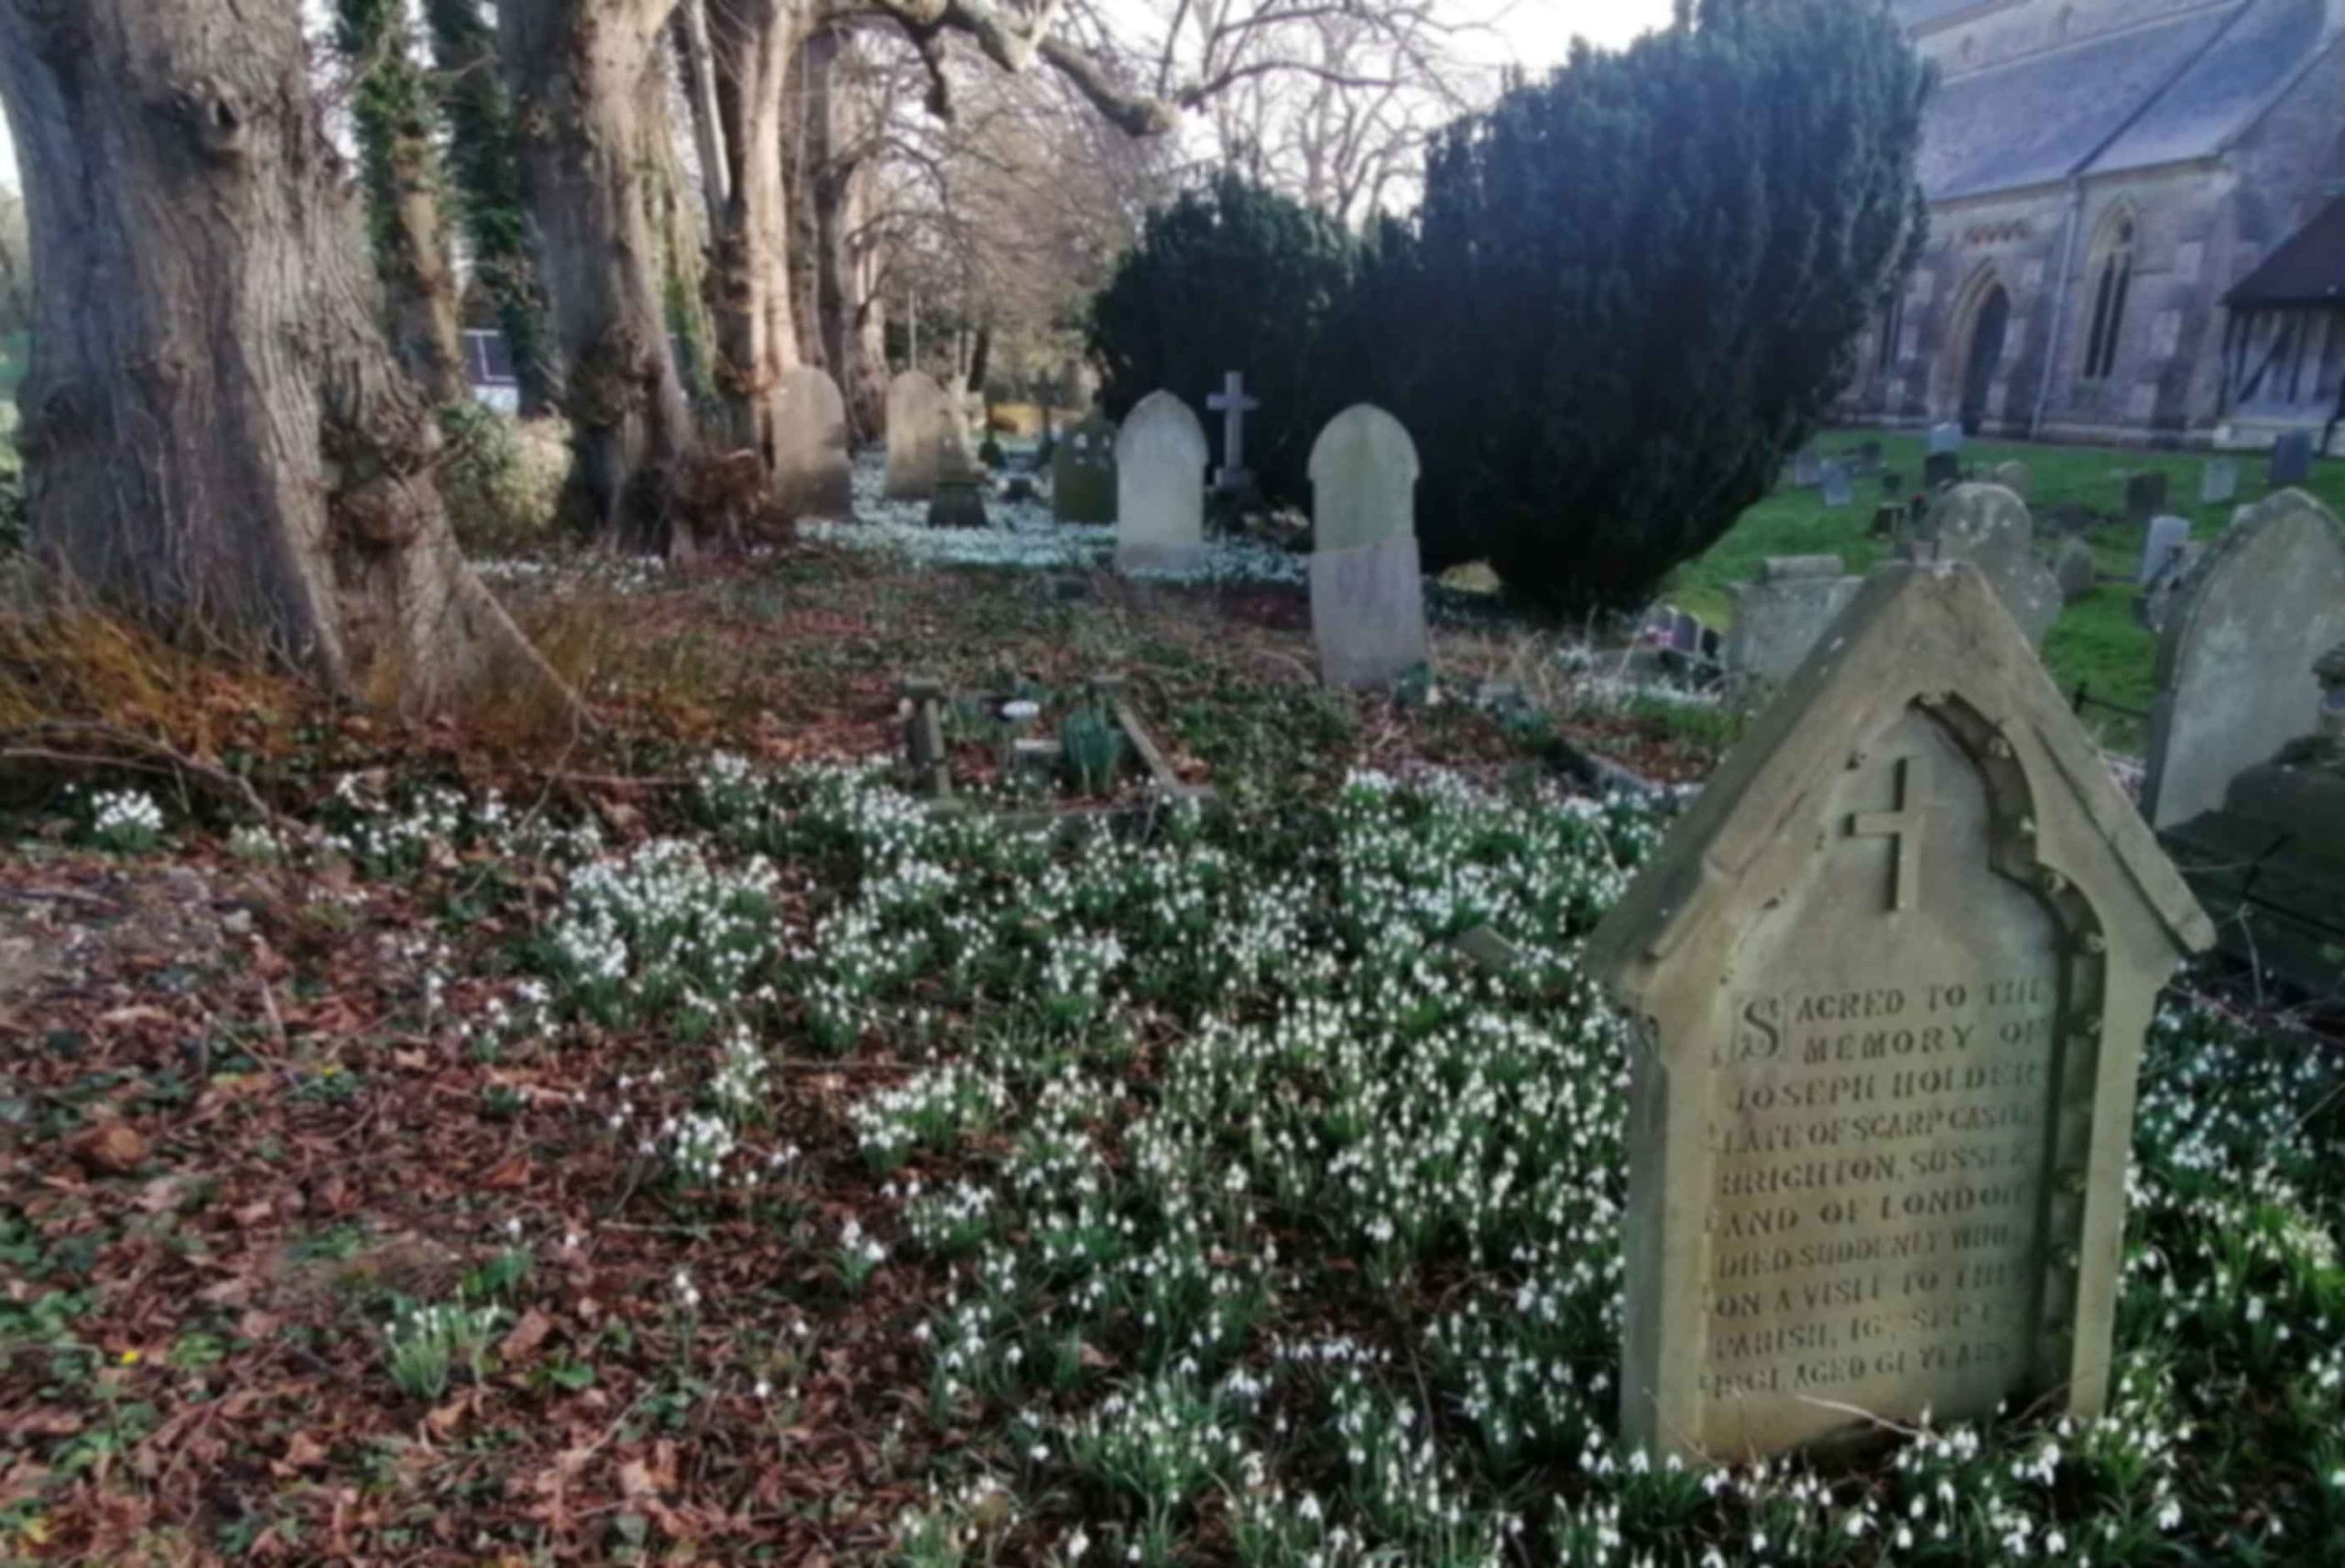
[[775, 365, 853, 519], [885, 371, 950, 501], [2143, 488, 2345, 829], [2054, 537, 2097, 603], [1308, 404, 1420, 553], [1114, 392, 1209, 572], [1925, 483, 2061, 645], [1989, 459, 2031, 499]]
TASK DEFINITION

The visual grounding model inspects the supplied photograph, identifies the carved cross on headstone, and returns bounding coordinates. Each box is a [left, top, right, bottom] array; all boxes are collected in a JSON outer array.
[[1849, 753, 1928, 912], [1206, 371, 1260, 492]]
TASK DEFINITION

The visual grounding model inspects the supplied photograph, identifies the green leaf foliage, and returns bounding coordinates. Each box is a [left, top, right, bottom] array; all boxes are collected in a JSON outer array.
[[1369, 0, 1930, 615], [1086, 172, 1362, 506]]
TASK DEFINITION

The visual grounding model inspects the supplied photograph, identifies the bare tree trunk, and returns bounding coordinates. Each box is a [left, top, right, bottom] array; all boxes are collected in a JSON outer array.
[[702, 0, 802, 461], [336, 0, 466, 403], [672, 0, 731, 229], [501, 0, 695, 549], [801, 25, 884, 441], [0, 0, 565, 716]]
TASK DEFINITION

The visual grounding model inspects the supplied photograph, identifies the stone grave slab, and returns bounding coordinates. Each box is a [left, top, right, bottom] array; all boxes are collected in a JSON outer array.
[[1724, 555, 1861, 687], [1052, 411, 1118, 524], [2200, 459, 2239, 505], [1115, 391, 1209, 573], [2054, 538, 2097, 603], [2124, 472, 2168, 523], [1310, 404, 1428, 687], [884, 371, 949, 501], [1820, 462, 1853, 508], [1921, 483, 2061, 645], [1928, 422, 1963, 455], [775, 365, 853, 519], [2270, 430, 2314, 487], [1586, 561, 2213, 1461], [1791, 449, 1824, 487], [2142, 490, 2345, 830], [1924, 451, 1960, 490], [2135, 515, 2190, 585]]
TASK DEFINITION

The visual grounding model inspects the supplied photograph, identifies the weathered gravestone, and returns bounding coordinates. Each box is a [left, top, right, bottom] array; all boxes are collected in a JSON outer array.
[[2054, 537, 2098, 603], [1853, 441, 1884, 476], [884, 371, 950, 501], [2200, 458, 2239, 505], [1114, 391, 1209, 573], [2123, 472, 2169, 524], [1309, 404, 1430, 689], [2270, 430, 2314, 487], [1791, 449, 1824, 487], [1820, 462, 1854, 509], [1928, 422, 1963, 455], [2135, 515, 2190, 585], [1724, 556, 1862, 687], [775, 365, 854, 520], [1586, 561, 2213, 1461], [2141, 490, 2345, 830], [1918, 483, 2062, 645], [1052, 411, 1118, 524], [1924, 451, 1961, 490], [1989, 460, 2031, 499], [928, 473, 988, 529]]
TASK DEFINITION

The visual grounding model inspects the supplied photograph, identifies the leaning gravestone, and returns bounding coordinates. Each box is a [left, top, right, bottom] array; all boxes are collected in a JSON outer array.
[[1928, 422, 1963, 455], [1586, 561, 2213, 1461], [1308, 404, 1430, 689], [884, 371, 950, 501], [2135, 515, 2190, 585], [2200, 459, 2239, 505], [1921, 483, 2062, 645], [1114, 391, 1209, 573], [1924, 451, 1961, 490], [2141, 489, 2345, 830], [1819, 462, 1853, 509], [2124, 472, 2169, 524], [1724, 555, 1861, 687], [1052, 410, 1118, 524], [775, 365, 854, 520], [2270, 430, 2314, 487]]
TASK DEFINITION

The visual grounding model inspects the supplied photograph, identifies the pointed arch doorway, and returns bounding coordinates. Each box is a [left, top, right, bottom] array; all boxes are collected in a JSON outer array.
[[1959, 283, 2011, 435]]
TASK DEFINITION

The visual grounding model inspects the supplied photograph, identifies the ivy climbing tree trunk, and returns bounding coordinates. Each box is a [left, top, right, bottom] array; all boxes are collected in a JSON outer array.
[[427, 0, 556, 416], [500, 0, 696, 548], [335, 0, 466, 403], [0, 0, 568, 716]]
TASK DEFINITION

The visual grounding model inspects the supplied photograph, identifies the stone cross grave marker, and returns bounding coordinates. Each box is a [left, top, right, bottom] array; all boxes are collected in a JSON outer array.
[[2142, 490, 2345, 830], [1205, 371, 1260, 493], [1820, 462, 1853, 508], [1586, 561, 2213, 1462], [884, 371, 949, 501], [1928, 422, 1963, 455], [1114, 391, 1209, 573], [1919, 483, 2062, 645], [2124, 472, 2169, 524], [2270, 430, 2314, 487], [1309, 404, 1429, 689], [2135, 515, 2190, 585], [2200, 458, 2239, 505], [1053, 410, 1118, 524], [775, 365, 854, 520], [1723, 555, 1860, 687]]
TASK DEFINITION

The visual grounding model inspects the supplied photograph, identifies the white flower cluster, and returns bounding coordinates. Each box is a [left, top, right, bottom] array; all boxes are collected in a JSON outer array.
[[84, 786, 166, 851]]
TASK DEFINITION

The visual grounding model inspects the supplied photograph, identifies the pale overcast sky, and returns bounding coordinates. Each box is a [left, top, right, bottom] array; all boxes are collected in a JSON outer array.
[[0, 0, 1672, 193]]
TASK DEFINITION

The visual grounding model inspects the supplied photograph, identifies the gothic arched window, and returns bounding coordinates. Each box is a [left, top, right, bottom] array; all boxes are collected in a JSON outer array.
[[2081, 212, 2135, 382]]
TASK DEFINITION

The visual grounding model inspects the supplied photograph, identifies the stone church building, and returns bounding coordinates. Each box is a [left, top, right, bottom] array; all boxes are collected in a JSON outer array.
[[1840, 0, 2345, 449]]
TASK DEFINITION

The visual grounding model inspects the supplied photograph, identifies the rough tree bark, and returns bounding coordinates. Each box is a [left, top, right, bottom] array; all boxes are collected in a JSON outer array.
[[798, 25, 887, 440], [500, 0, 695, 547], [427, 0, 558, 415], [335, 0, 467, 402], [0, 0, 566, 716]]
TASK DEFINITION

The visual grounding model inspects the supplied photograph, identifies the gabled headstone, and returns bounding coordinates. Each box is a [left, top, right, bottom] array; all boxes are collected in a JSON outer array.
[[884, 371, 950, 501], [775, 365, 854, 520], [1052, 410, 1118, 524], [1928, 422, 1963, 455], [2142, 490, 2345, 830], [1990, 460, 2031, 499], [2123, 472, 2169, 524], [1309, 404, 1429, 689], [1723, 555, 1861, 686], [1924, 451, 1961, 490], [2199, 459, 2239, 505], [1819, 462, 1853, 509], [1920, 483, 2061, 645], [2269, 430, 2315, 487], [2135, 515, 2190, 585], [1586, 561, 2213, 1462], [1114, 391, 1209, 573]]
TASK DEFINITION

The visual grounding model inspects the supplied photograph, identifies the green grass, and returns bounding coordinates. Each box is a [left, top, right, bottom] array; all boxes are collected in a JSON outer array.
[[1672, 429, 2345, 750]]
